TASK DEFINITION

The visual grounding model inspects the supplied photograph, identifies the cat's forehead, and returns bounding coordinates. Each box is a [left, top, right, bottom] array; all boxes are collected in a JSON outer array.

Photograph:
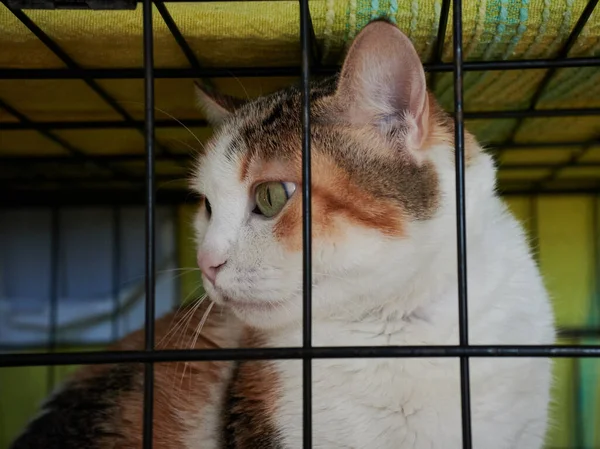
[[194, 80, 442, 222], [196, 87, 314, 187]]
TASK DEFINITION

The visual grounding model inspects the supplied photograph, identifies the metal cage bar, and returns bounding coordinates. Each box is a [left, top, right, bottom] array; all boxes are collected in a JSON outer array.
[[451, 0, 472, 447], [2, 57, 599, 80], [46, 207, 60, 393], [2, 2, 176, 159], [2, 345, 600, 369], [300, 0, 313, 445], [155, 0, 203, 71], [429, 0, 451, 90], [0, 98, 136, 181], [538, 138, 600, 188], [3, 106, 600, 132], [502, 0, 599, 149], [2, 326, 596, 353], [143, 0, 156, 446], [112, 207, 122, 341]]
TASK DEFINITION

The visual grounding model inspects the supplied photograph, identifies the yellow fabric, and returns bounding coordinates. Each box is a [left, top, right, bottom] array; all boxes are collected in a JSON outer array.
[[0, 1, 599, 185]]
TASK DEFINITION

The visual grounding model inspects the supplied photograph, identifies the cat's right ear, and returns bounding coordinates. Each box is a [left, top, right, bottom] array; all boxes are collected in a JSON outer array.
[[334, 20, 429, 152], [194, 80, 247, 127]]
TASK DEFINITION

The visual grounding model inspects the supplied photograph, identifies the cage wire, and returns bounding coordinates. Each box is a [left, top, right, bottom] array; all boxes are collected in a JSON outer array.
[[0, 0, 600, 448]]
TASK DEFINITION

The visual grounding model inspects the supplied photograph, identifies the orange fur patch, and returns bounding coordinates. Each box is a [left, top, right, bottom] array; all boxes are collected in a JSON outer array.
[[222, 329, 282, 447], [70, 302, 246, 448], [244, 152, 405, 252]]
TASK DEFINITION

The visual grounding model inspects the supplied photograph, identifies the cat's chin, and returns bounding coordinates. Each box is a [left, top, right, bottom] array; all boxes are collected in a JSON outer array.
[[224, 296, 287, 313], [204, 284, 297, 329]]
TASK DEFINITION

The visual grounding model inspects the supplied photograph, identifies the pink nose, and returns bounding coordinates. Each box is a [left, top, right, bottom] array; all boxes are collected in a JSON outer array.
[[197, 252, 227, 285]]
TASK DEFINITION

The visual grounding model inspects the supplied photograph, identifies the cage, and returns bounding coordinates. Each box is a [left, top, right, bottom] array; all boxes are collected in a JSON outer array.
[[0, 0, 599, 448]]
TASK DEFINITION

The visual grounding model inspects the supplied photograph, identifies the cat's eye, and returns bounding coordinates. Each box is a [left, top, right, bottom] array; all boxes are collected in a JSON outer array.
[[254, 182, 295, 218], [204, 198, 212, 216]]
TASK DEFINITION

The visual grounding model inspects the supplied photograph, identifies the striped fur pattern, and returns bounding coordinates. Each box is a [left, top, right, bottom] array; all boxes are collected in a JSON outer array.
[[10, 21, 554, 449]]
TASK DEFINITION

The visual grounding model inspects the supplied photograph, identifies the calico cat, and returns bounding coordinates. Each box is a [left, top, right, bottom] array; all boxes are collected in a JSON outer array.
[[10, 20, 555, 449]]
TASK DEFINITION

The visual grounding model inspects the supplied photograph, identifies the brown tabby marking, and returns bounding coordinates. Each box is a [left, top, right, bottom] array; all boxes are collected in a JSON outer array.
[[231, 82, 463, 251], [107, 302, 239, 448], [11, 302, 243, 449], [222, 330, 283, 448]]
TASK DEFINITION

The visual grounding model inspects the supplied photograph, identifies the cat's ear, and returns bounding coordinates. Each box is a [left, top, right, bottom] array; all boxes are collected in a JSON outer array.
[[334, 20, 429, 151], [194, 80, 248, 127]]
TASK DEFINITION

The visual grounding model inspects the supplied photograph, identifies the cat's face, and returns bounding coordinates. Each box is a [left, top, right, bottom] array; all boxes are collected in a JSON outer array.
[[191, 21, 484, 330]]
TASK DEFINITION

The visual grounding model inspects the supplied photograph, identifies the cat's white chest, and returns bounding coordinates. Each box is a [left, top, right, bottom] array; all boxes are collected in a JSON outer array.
[[272, 328, 460, 449], [270, 320, 550, 449]]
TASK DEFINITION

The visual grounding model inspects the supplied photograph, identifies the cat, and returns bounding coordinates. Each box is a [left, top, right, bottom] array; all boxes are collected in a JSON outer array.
[[10, 19, 555, 449]]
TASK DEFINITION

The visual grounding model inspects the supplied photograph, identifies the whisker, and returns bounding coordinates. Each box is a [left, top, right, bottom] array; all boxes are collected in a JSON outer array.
[[158, 291, 206, 348], [167, 137, 204, 154], [153, 106, 205, 149], [230, 74, 251, 102], [115, 100, 205, 150], [181, 301, 215, 387], [156, 267, 201, 274], [170, 297, 207, 389], [174, 295, 207, 350]]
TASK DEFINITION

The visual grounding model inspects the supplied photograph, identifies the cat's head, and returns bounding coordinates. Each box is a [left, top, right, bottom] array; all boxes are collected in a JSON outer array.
[[190, 20, 495, 330]]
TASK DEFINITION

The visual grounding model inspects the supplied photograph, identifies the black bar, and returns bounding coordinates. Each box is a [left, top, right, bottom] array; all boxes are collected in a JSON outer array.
[[2, 184, 600, 209], [498, 161, 600, 170], [1, 57, 598, 80], [1, 345, 600, 368], [0, 341, 112, 351], [527, 0, 598, 110], [1, 326, 592, 352], [0, 98, 135, 181], [558, 327, 600, 338], [463, 107, 600, 120], [4, 106, 600, 133], [452, 0, 472, 448], [47, 207, 60, 393], [538, 138, 600, 186], [154, 1, 202, 71], [8, 157, 600, 173], [0, 188, 196, 207], [142, 0, 156, 446], [299, 0, 312, 446], [0, 119, 209, 131], [490, 140, 599, 150], [502, 0, 599, 148], [5, 0, 136, 9], [1, 154, 191, 164], [306, 3, 321, 67], [112, 207, 121, 341], [141, 0, 294, 2], [434, 0, 451, 63], [2, 141, 597, 163], [5, 9, 133, 123], [469, 107, 600, 119], [0, 176, 179, 188], [430, 0, 451, 89], [4, 5, 176, 158]]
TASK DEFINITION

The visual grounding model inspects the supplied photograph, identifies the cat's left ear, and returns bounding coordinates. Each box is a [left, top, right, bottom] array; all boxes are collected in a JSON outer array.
[[334, 20, 429, 151], [194, 80, 248, 127]]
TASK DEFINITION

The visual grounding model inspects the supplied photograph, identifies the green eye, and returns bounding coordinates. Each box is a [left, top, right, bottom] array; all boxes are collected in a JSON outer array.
[[254, 181, 295, 218]]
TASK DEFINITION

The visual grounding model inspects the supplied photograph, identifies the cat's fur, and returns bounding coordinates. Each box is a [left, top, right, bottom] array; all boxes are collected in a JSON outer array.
[[10, 20, 555, 449]]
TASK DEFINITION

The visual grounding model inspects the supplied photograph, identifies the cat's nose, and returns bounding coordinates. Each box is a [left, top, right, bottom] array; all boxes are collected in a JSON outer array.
[[197, 252, 227, 285]]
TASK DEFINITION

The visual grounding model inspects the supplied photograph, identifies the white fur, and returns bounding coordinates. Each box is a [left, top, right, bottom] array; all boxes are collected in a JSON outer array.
[[190, 123, 555, 448]]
